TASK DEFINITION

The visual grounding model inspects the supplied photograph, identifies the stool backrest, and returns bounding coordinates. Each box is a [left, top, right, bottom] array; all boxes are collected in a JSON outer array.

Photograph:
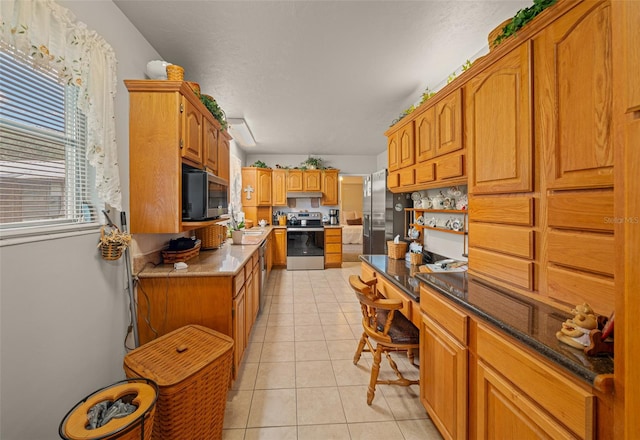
[[348, 275, 403, 344]]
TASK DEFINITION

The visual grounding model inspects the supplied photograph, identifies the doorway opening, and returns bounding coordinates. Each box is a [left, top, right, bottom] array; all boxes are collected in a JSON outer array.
[[339, 175, 364, 262]]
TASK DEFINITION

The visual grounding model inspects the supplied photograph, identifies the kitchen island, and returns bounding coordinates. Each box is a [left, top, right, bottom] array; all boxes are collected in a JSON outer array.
[[360, 254, 613, 439]]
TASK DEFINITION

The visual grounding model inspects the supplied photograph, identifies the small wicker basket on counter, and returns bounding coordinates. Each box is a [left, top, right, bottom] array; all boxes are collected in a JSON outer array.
[[195, 224, 227, 250], [161, 240, 201, 264], [409, 252, 423, 266], [387, 241, 408, 260]]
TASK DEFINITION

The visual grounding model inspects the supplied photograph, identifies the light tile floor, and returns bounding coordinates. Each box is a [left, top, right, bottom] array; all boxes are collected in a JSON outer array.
[[222, 262, 443, 440]]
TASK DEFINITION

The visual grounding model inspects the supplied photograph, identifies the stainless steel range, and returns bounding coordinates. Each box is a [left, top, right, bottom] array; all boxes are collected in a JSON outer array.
[[286, 212, 325, 270]]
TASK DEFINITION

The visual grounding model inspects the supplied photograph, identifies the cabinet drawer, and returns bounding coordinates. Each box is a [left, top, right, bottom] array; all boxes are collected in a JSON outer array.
[[548, 190, 614, 232], [325, 253, 342, 265], [387, 172, 400, 189], [469, 195, 533, 226], [326, 243, 342, 254], [468, 223, 534, 259], [377, 277, 411, 321], [436, 153, 464, 179], [415, 163, 435, 183], [476, 323, 595, 439], [399, 167, 415, 186], [419, 285, 468, 344], [547, 230, 614, 276], [325, 229, 342, 242], [547, 266, 614, 316], [469, 248, 533, 290], [234, 267, 245, 297]]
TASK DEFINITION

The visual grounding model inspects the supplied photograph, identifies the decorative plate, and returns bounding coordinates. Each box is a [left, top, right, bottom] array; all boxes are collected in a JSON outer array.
[[427, 217, 437, 227], [416, 216, 425, 225], [411, 192, 421, 201]]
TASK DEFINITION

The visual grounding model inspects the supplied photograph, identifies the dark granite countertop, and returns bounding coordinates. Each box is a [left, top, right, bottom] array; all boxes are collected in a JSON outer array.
[[360, 254, 614, 385]]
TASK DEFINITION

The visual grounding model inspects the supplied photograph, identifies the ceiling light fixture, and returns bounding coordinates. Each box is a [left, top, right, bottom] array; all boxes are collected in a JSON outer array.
[[227, 118, 256, 147]]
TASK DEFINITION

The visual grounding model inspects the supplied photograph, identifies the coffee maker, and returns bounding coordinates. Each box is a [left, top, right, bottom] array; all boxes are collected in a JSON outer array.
[[329, 209, 339, 225]]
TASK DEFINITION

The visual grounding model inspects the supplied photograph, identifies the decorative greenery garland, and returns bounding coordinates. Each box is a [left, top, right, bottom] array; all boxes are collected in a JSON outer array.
[[493, 0, 557, 46], [199, 94, 228, 130]]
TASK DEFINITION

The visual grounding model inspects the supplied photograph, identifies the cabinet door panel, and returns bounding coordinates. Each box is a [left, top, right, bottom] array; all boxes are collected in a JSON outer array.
[[537, 1, 613, 189], [203, 117, 218, 173], [181, 97, 203, 165], [399, 122, 415, 168], [476, 324, 595, 439], [467, 43, 532, 194], [321, 170, 339, 205], [398, 167, 415, 187], [287, 170, 303, 191], [421, 314, 468, 440], [416, 107, 436, 162], [272, 169, 287, 206], [304, 170, 322, 191], [388, 133, 399, 171], [477, 361, 576, 440], [435, 89, 463, 156], [257, 170, 272, 205]]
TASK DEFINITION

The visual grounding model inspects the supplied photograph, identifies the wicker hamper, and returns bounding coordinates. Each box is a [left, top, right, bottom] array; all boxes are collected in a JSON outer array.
[[123, 325, 234, 440], [59, 378, 158, 440]]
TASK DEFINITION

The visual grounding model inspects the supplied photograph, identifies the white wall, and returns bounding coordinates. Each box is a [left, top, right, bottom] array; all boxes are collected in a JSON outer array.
[[0, 1, 161, 438], [376, 150, 388, 170]]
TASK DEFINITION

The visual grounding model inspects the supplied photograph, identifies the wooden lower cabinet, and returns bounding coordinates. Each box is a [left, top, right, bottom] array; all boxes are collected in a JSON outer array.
[[324, 228, 342, 268], [273, 228, 287, 266], [232, 286, 246, 373], [420, 283, 603, 440], [136, 250, 262, 379], [420, 313, 468, 440]]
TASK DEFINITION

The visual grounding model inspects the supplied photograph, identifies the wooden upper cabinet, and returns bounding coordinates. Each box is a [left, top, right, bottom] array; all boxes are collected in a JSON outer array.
[[272, 169, 287, 206], [287, 170, 303, 191], [181, 97, 204, 166], [203, 117, 219, 174], [398, 122, 415, 168], [388, 132, 399, 171], [416, 107, 436, 162], [304, 170, 322, 191], [241, 167, 271, 207], [321, 169, 339, 206], [217, 130, 231, 182], [435, 88, 463, 156], [467, 42, 532, 194], [535, 1, 613, 189]]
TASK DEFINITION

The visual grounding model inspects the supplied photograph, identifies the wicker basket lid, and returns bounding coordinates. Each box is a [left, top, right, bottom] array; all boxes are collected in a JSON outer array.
[[124, 325, 234, 386]]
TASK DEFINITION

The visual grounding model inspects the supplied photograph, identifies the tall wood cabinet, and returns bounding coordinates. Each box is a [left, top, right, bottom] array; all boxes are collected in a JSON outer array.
[[125, 80, 229, 234], [273, 228, 287, 266], [272, 169, 287, 206], [321, 169, 339, 206], [242, 167, 272, 226]]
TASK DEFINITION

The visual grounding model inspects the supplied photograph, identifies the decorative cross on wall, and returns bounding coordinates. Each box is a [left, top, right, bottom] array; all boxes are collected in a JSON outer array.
[[244, 185, 254, 200]]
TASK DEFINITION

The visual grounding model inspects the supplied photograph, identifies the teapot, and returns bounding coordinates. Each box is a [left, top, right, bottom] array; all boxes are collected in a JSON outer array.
[[431, 194, 444, 209], [258, 219, 267, 227]]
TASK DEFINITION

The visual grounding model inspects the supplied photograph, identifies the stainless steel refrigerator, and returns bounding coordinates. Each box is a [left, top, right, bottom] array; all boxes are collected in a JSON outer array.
[[363, 170, 410, 254]]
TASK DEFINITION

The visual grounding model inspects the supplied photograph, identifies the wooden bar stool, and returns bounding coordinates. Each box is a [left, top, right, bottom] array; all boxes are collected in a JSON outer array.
[[349, 275, 419, 405]]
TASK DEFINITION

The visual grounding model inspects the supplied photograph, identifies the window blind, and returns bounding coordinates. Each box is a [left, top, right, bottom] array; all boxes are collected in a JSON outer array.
[[0, 46, 97, 230]]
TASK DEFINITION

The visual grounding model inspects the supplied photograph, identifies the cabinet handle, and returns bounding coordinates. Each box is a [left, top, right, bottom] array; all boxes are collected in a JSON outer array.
[[180, 139, 184, 149], [180, 103, 184, 113]]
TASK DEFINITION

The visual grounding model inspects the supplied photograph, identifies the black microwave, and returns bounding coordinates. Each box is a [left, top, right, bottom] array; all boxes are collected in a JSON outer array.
[[182, 166, 228, 221]]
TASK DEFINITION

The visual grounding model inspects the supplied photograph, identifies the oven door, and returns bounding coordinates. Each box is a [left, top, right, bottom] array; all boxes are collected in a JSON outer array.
[[287, 228, 325, 270]]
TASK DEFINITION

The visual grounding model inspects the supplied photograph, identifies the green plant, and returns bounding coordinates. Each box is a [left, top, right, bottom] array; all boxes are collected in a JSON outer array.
[[199, 94, 228, 130], [493, 0, 557, 47], [251, 160, 269, 168], [447, 72, 457, 84], [461, 59, 473, 72], [301, 156, 324, 170], [419, 88, 436, 105]]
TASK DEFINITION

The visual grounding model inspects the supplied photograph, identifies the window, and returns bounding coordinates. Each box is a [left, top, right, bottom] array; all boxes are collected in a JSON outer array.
[[0, 45, 98, 231]]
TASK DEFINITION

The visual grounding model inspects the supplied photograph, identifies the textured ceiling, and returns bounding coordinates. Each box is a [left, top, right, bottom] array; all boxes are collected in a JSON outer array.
[[114, 0, 529, 157]]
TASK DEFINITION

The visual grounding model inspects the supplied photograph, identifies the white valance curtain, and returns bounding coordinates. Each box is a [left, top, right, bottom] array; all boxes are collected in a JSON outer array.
[[1, 0, 122, 211]]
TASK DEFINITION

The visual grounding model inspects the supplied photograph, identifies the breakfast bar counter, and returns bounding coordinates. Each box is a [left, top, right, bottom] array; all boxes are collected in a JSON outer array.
[[359, 254, 614, 385]]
